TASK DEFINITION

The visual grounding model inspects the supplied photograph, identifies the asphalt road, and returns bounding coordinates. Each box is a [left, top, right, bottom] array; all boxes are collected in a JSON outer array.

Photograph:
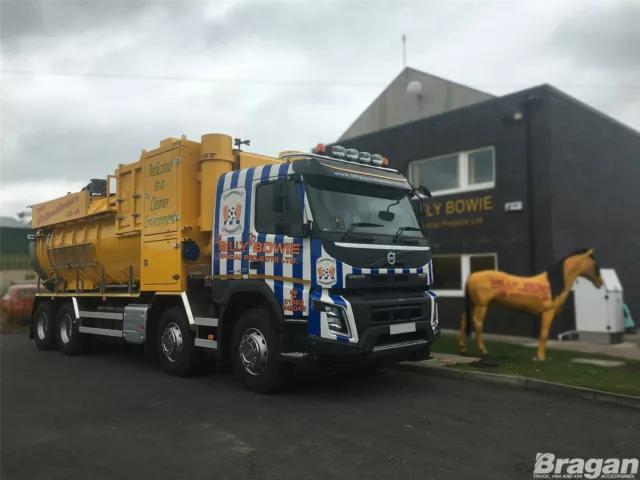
[[2, 333, 638, 480]]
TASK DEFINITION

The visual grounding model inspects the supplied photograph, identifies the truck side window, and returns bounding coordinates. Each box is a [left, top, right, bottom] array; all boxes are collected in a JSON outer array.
[[255, 180, 303, 236]]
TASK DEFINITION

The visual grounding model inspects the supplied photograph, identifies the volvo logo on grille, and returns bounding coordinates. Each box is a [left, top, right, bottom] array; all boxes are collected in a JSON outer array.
[[387, 251, 396, 265]]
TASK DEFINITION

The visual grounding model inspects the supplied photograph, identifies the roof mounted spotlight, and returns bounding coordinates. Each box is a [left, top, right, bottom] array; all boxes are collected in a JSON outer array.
[[332, 145, 346, 158], [345, 149, 359, 161], [358, 152, 372, 164], [371, 154, 383, 166]]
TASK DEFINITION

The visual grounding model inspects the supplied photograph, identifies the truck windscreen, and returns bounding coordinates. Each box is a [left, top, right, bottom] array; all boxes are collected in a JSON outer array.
[[305, 176, 422, 238]]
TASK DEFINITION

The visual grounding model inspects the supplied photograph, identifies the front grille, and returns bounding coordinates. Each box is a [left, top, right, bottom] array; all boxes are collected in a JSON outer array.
[[371, 304, 424, 324], [370, 274, 409, 284], [341, 273, 428, 296], [373, 331, 428, 351]]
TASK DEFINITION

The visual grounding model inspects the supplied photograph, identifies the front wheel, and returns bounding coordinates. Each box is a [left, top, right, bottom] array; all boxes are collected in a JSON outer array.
[[156, 307, 203, 377], [230, 308, 291, 393]]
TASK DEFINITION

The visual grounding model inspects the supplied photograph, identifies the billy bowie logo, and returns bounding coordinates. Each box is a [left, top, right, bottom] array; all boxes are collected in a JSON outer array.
[[316, 257, 337, 287], [220, 187, 245, 235], [217, 233, 300, 264], [533, 453, 638, 479]]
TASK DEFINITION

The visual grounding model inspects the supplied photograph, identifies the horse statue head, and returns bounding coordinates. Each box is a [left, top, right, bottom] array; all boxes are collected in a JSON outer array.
[[573, 248, 603, 289], [546, 248, 603, 300]]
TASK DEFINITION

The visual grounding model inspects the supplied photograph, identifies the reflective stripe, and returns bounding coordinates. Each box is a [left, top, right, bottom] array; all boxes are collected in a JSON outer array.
[[195, 338, 218, 349], [194, 317, 218, 327], [79, 327, 123, 338], [78, 311, 123, 320]]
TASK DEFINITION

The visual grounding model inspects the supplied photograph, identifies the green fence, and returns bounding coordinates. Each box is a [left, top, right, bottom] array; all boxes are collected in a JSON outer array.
[[0, 254, 31, 271]]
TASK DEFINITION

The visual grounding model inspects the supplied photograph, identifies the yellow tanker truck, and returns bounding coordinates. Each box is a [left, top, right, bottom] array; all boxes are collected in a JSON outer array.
[[29, 133, 439, 391]]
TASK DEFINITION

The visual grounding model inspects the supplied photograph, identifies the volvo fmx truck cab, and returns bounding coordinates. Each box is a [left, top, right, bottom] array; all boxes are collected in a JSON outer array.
[[28, 134, 439, 392]]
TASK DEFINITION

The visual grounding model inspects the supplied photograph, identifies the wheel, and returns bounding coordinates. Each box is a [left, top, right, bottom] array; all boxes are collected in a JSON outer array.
[[56, 303, 86, 355], [156, 307, 203, 377], [230, 308, 291, 393], [33, 303, 57, 351]]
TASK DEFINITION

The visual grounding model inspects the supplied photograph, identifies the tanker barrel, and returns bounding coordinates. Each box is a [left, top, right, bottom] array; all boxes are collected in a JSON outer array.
[[199, 134, 234, 233]]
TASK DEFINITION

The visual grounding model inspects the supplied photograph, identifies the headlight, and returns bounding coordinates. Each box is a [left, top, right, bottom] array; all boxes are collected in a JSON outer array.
[[345, 149, 359, 161], [313, 300, 350, 336]]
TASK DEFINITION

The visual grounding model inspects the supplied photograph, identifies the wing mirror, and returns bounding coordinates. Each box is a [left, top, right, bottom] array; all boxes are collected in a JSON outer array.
[[417, 185, 432, 198], [378, 211, 395, 222], [300, 222, 312, 238]]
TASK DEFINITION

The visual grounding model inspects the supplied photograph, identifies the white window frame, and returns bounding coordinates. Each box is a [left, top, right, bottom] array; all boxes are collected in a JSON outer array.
[[409, 146, 496, 197], [432, 253, 498, 297]]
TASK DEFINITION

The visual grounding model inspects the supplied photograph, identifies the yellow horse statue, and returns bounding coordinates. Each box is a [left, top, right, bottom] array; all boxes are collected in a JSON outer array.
[[459, 248, 603, 360]]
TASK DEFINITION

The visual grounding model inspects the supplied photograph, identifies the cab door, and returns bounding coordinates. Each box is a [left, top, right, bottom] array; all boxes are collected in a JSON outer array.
[[250, 172, 308, 316]]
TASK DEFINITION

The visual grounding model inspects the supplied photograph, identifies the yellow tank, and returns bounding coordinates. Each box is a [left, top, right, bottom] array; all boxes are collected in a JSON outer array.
[[30, 133, 284, 294], [33, 199, 141, 292]]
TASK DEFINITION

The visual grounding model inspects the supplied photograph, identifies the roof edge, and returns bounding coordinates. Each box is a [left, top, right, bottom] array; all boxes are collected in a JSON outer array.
[[543, 84, 640, 137], [338, 67, 496, 141]]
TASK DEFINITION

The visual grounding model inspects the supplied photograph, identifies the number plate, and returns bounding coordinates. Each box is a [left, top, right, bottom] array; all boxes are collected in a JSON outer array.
[[389, 322, 416, 335]]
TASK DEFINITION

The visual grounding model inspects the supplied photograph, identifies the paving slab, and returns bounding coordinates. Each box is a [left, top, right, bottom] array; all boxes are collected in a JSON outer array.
[[570, 358, 626, 367]]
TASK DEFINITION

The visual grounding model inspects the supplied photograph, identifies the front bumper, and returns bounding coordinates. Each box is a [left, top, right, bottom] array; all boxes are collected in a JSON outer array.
[[283, 290, 439, 365], [308, 322, 436, 365]]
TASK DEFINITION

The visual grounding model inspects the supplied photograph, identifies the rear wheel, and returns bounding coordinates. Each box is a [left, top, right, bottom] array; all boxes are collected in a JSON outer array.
[[56, 303, 86, 355], [231, 308, 291, 393], [33, 303, 57, 351], [156, 307, 203, 376]]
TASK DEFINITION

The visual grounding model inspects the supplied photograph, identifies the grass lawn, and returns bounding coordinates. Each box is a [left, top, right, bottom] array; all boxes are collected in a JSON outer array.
[[431, 333, 640, 397]]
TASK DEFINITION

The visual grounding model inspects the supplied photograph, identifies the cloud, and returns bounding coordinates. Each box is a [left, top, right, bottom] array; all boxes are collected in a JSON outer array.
[[547, 1, 640, 75], [0, 180, 82, 218], [1, 0, 638, 219], [0, 0, 180, 49]]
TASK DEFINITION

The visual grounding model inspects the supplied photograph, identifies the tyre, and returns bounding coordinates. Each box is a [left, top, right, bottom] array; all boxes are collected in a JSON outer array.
[[230, 308, 291, 393], [156, 307, 203, 377], [56, 302, 86, 355], [33, 302, 57, 351]]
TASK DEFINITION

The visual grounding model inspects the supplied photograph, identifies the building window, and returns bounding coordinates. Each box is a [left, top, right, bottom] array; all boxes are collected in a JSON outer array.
[[470, 254, 497, 273], [432, 255, 463, 291], [409, 147, 495, 196], [255, 179, 303, 236], [432, 253, 498, 296]]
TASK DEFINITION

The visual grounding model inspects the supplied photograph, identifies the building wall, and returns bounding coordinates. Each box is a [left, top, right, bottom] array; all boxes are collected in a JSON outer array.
[[339, 68, 494, 141], [545, 88, 640, 323], [336, 87, 555, 337]]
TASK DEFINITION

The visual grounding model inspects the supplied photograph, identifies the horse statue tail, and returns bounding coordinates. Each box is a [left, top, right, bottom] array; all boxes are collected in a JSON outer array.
[[464, 280, 472, 336]]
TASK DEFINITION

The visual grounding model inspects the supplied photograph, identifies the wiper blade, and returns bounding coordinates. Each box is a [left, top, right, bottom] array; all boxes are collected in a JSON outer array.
[[395, 226, 422, 243], [341, 222, 383, 241]]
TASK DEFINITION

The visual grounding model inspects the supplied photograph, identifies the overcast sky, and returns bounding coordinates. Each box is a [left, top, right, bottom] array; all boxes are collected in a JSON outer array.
[[1, 0, 638, 219]]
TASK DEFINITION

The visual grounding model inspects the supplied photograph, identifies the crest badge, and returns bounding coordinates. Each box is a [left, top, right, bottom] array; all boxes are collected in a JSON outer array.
[[219, 187, 246, 235], [316, 257, 337, 287]]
